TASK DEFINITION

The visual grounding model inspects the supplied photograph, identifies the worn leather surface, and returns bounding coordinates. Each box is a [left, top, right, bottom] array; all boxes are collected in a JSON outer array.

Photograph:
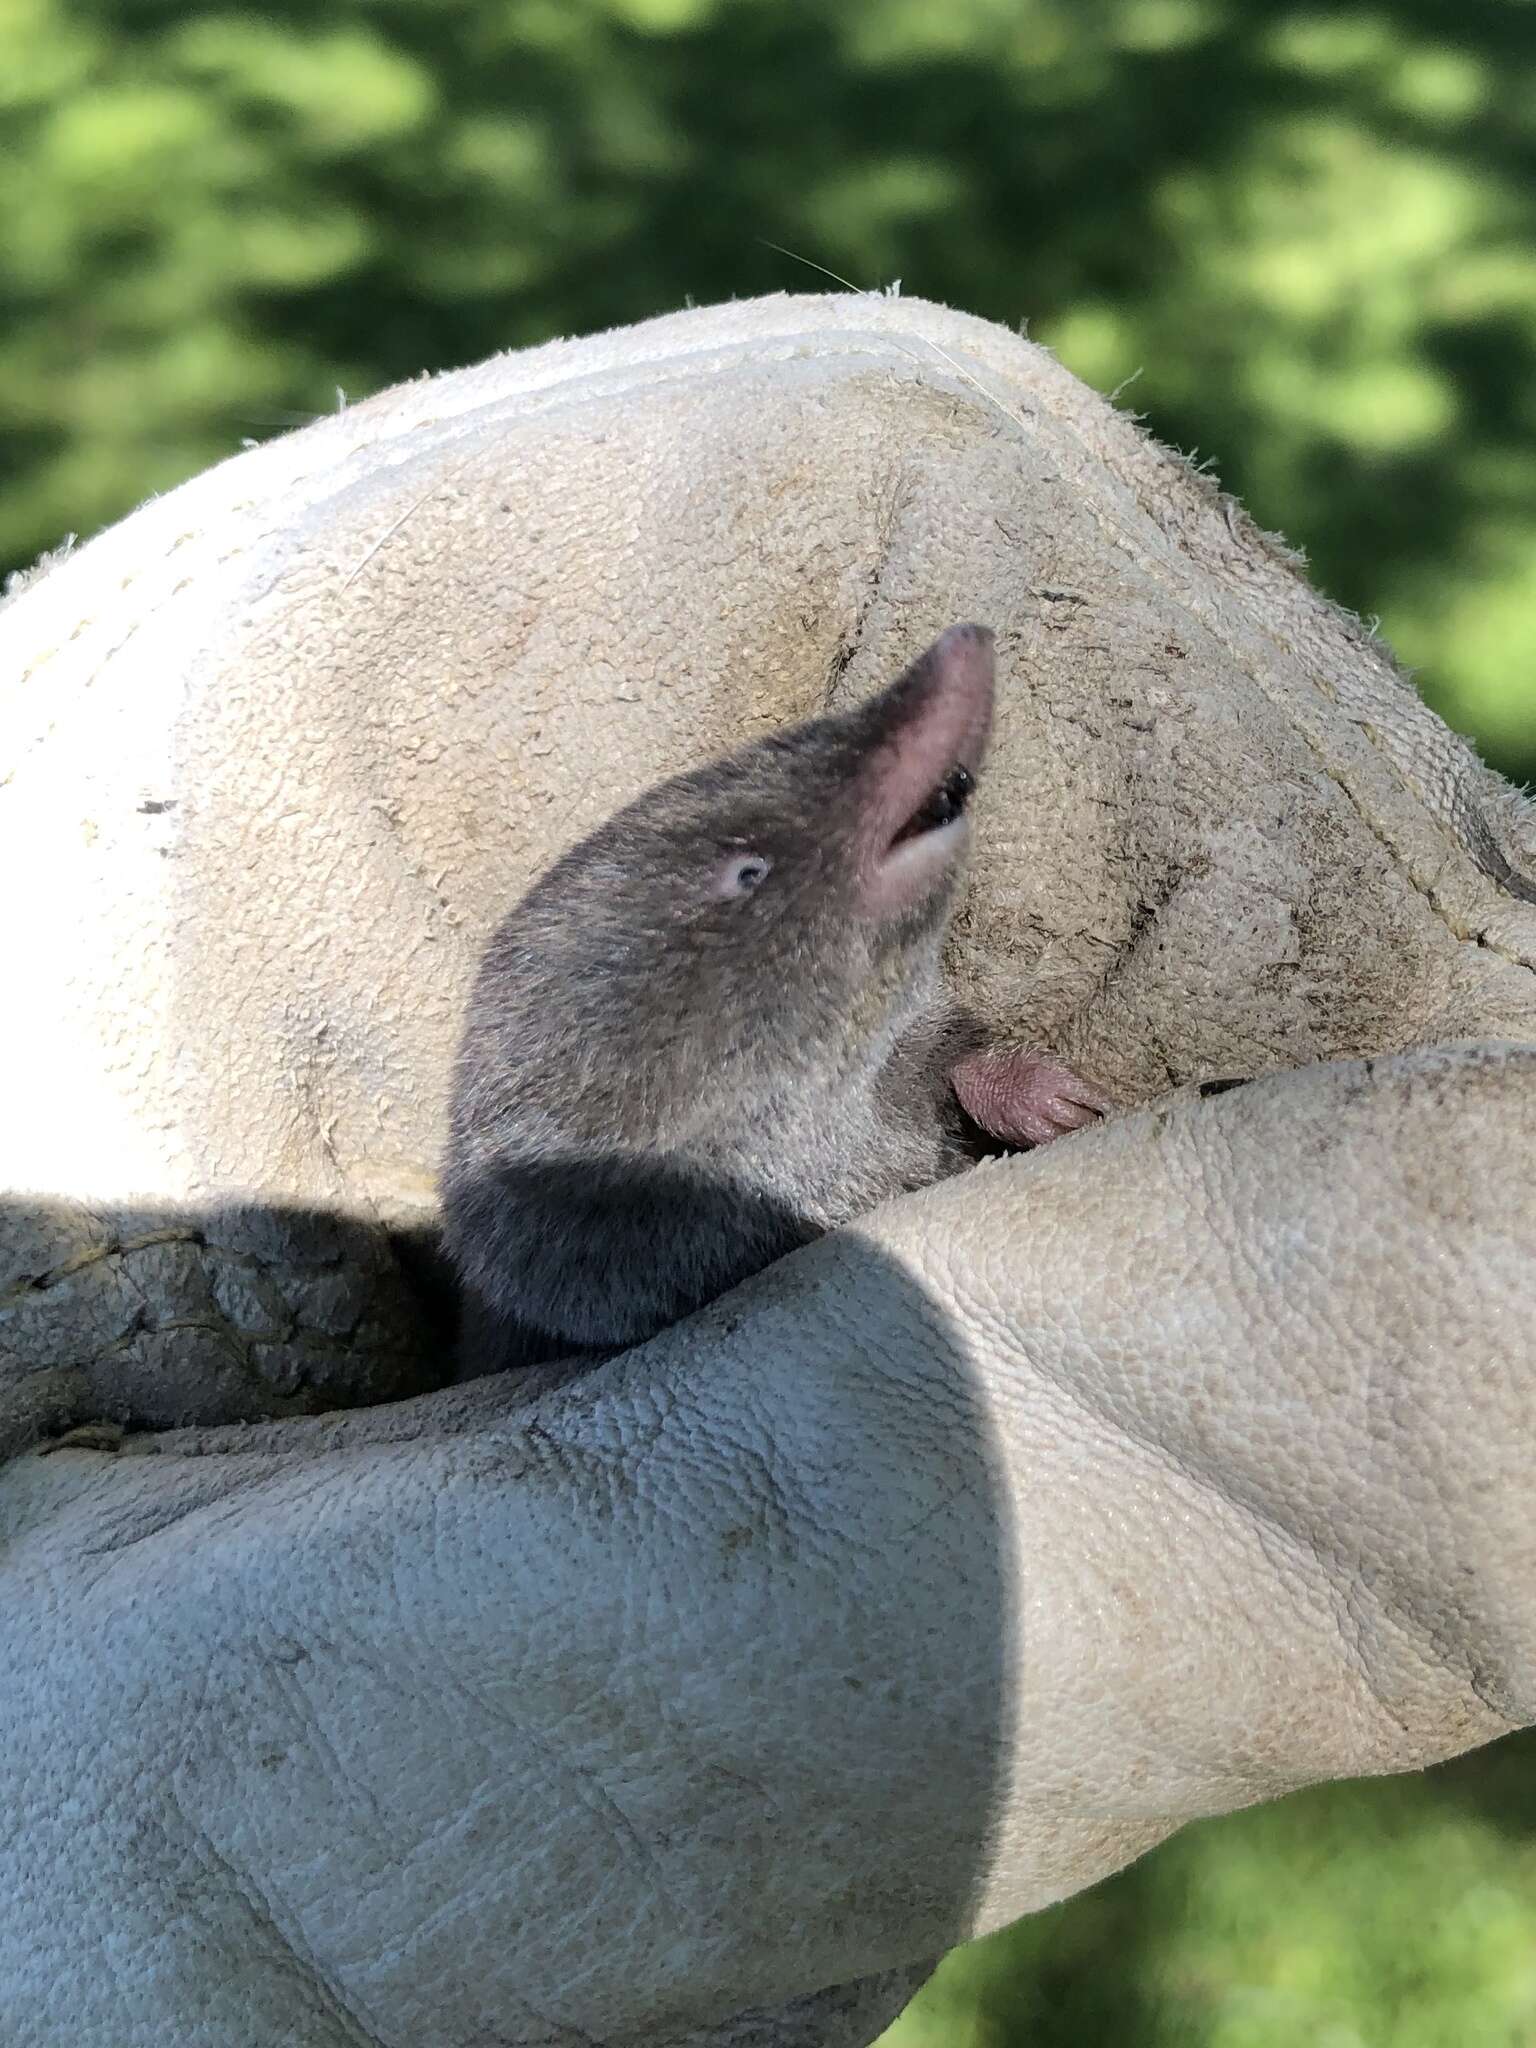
[[3, 1047, 1533, 2045], [4, 292, 1534, 1436], [2, 296, 1534, 2044]]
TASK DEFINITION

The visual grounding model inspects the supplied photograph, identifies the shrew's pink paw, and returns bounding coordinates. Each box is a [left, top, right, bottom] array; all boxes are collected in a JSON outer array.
[[951, 1047, 1113, 1149]]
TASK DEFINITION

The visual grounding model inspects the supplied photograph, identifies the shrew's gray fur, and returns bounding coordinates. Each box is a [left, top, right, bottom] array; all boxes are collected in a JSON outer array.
[[441, 626, 1102, 1374]]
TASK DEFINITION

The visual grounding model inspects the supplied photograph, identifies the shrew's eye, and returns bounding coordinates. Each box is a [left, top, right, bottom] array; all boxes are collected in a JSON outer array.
[[712, 853, 772, 900]]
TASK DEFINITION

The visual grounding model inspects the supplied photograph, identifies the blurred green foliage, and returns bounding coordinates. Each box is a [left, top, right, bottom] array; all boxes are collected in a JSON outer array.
[[4, 10, 1535, 2030], [3, 0, 1535, 775], [884, 1729, 1536, 2046]]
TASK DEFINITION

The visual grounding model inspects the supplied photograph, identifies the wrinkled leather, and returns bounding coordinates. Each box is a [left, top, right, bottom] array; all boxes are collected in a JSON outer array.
[[3, 1047, 1532, 2045], [2, 296, 1535, 2045], [4, 293, 1534, 1441]]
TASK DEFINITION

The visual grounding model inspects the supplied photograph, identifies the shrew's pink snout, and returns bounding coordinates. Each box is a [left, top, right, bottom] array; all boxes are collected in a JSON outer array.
[[857, 623, 996, 918]]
